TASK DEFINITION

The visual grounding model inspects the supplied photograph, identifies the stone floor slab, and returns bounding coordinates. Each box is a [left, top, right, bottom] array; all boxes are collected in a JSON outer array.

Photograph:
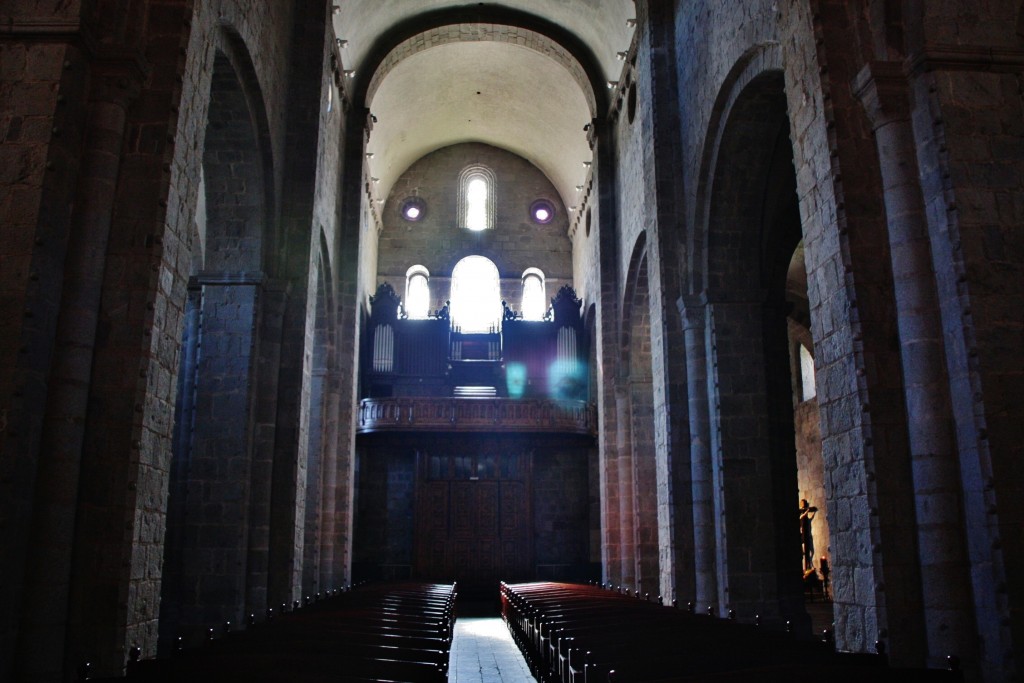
[[450, 617, 536, 683]]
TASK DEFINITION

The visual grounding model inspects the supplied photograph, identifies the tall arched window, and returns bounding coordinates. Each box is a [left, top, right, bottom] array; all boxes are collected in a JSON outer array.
[[450, 256, 501, 332], [458, 165, 495, 231], [405, 265, 430, 319], [521, 268, 546, 321]]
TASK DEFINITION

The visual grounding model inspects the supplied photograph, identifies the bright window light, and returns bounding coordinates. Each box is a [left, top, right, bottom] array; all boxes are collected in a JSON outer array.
[[800, 344, 816, 401], [451, 256, 501, 332], [521, 268, 546, 321], [405, 265, 430, 319], [465, 177, 488, 231]]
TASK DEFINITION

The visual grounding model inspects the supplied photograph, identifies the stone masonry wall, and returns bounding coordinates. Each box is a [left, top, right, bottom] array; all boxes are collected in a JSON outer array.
[[377, 142, 573, 315]]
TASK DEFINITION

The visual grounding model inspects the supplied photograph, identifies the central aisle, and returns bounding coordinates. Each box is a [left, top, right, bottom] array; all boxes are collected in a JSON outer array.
[[449, 618, 536, 683]]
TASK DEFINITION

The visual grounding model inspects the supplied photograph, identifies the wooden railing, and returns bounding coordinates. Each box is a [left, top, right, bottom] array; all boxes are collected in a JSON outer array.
[[357, 397, 597, 435]]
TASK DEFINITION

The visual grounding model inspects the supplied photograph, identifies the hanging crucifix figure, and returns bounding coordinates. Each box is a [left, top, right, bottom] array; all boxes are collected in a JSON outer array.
[[799, 498, 818, 571]]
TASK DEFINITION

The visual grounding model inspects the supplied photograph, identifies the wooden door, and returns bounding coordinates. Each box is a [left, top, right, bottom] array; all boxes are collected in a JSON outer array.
[[414, 452, 531, 592]]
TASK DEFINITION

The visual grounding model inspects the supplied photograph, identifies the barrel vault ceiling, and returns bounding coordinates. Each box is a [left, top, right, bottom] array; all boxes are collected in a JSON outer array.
[[332, 1, 636, 208]]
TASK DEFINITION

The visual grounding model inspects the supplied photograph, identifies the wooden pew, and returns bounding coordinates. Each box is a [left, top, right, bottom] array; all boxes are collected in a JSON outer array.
[[87, 582, 456, 682], [501, 581, 964, 683]]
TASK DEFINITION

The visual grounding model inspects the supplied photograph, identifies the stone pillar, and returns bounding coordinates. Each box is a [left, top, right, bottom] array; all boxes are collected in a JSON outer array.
[[778, 0, 927, 662], [178, 276, 262, 632], [590, 117, 622, 588], [905, 41, 1024, 680], [246, 281, 288, 615], [0, 30, 91, 680], [630, 377, 660, 599], [638, 0, 694, 605], [855, 61, 978, 671], [615, 383, 638, 589], [15, 60, 142, 680], [704, 298, 796, 621], [679, 295, 719, 610]]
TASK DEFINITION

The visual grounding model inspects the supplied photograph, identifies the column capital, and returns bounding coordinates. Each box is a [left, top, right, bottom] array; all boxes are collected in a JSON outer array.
[[87, 47, 147, 107], [853, 60, 911, 130], [677, 293, 707, 330]]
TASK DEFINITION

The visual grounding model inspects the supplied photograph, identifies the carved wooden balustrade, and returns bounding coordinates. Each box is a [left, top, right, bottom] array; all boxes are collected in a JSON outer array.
[[357, 397, 597, 435]]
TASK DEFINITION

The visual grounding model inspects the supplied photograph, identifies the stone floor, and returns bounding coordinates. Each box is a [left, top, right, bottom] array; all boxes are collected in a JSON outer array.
[[449, 617, 536, 683]]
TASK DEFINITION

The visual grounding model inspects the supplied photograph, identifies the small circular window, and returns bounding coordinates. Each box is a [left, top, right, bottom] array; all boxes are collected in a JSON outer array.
[[530, 199, 555, 224], [401, 197, 426, 222], [585, 207, 592, 237]]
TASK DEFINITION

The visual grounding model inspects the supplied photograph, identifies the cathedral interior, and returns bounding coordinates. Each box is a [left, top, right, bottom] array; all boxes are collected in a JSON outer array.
[[1, 1, 1023, 681]]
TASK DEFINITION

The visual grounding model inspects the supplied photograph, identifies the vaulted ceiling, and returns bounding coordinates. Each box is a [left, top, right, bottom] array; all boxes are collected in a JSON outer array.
[[332, 1, 635, 208]]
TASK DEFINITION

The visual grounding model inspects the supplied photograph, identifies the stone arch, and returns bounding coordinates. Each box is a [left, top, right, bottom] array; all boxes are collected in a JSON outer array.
[[159, 27, 274, 645], [357, 10, 604, 116], [615, 233, 660, 597], [700, 66, 807, 623], [203, 27, 275, 273], [302, 231, 337, 596], [619, 232, 648, 370], [690, 43, 782, 295]]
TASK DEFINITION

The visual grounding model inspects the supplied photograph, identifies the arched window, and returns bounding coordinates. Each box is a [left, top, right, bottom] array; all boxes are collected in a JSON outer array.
[[521, 268, 546, 321], [799, 344, 816, 401], [450, 256, 501, 332], [405, 265, 430, 319], [458, 165, 496, 231]]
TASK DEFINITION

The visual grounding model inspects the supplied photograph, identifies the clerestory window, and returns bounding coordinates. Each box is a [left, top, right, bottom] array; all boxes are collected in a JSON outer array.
[[458, 165, 495, 231]]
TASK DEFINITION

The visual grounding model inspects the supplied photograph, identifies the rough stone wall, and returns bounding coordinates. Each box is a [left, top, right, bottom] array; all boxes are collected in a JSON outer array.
[[0, 0, 327, 676], [0, 26, 90, 680], [778, 0, 927, 664], [377, 142, 573, 315], [676, 0, 780, 245], [534, 447, 592, 578], [308, 26, 350, 593], [905, 5, 1024, 672], [351, 447, 415, 579]]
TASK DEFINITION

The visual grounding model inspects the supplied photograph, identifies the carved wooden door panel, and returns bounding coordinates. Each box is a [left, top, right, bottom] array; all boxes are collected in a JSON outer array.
[[414, 451, 531, 591]]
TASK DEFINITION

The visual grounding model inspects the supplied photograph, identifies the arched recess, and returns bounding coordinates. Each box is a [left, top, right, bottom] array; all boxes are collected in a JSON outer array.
[[617, 233, 660, 597], [159, 30, 273, 646], [301, 233, 336, 596], [701, 68, 807, 623]]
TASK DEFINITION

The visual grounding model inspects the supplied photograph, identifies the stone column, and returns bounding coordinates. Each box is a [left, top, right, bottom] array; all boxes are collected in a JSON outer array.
[[854, 60, 978, 671], [15, 57, 142, 682], [679, 295, 718, 610], [615, 383, 638, 589], [704, 298, 795, 621]]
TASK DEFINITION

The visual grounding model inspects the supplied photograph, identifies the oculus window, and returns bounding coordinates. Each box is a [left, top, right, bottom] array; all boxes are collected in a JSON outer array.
[[401, 197, 425, 221], [530, 199, 555, 224]]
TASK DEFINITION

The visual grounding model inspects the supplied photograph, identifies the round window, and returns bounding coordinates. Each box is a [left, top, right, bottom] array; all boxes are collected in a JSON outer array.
[[530, 199, 555, 224], [401, 197, 426, 222]]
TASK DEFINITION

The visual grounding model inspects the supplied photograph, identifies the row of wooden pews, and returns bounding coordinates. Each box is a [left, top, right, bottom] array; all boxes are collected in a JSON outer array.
[[501, 581, 964, 683], [87, 582, 456, 682]]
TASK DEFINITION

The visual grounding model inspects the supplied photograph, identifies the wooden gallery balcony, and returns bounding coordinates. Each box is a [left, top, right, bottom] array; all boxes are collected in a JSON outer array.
[[359, 282, 595, 437], [358, 397, 596, 434]]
